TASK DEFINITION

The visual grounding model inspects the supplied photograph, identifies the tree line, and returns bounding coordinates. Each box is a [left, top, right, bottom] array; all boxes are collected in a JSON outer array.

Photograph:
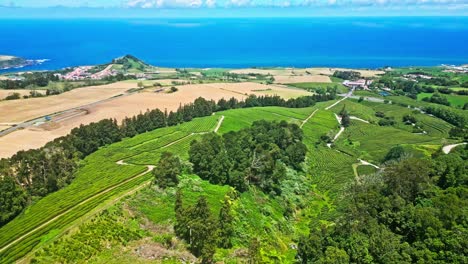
[[297, 147, 468, 263], [0, 93, 335, 227], [0, 72, 59, 89]]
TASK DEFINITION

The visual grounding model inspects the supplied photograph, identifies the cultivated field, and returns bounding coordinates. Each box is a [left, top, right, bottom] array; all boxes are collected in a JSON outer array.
[[0, 82, 309, 158], [0, 82, 135, 123], [0, 89, 46, 100], [229, 67, 385, 78], [274, 75, 331, 84]]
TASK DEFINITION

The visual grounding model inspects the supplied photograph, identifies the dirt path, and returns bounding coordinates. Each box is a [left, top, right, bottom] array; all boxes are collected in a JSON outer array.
[[214, 116, 225, 133], [442, 143, 467, 154], [332, 113, 345, 142], [325, 88, 354, 110], [0, 165, 155, 254], [350, 116, 369, 123], [300, 109, 318, 128], [358, 159, 380, 169]]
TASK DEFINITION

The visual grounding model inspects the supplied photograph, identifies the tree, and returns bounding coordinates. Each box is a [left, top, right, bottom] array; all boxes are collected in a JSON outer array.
[[218, 193, 235, 248], [383, 158, 431, 202], [339, 105, 351, 127], [174, 195, 218, 262], [0, 176, 28, 226], [153, 152, 181, 188], [384, 145, 406, 162]]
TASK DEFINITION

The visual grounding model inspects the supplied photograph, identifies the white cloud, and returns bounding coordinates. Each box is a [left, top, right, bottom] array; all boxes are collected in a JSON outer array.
[[206, 0, 216, 7], [125, 0, 468, 8]]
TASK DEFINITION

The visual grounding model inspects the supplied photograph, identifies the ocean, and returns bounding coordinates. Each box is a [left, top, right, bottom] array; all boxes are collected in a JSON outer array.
[[0, 16, 467, 71]]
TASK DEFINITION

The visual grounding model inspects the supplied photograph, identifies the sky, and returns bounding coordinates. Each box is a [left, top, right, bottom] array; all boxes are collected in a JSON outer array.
[[0, 0, 467, 17]]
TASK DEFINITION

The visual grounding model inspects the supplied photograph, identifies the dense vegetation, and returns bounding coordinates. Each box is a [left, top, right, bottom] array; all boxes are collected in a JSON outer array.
[[0, 72, 59, 89], [189, 120, 306, 193], [297, 149, 467, 263], [333, 70, 361, 80]]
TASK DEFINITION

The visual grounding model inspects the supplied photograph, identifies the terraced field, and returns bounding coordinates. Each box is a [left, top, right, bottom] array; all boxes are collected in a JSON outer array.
[[334, 120, 444, 162]]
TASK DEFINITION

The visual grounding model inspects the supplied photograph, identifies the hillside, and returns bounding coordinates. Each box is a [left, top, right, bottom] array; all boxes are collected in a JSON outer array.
[[110, 54, 153, 73]]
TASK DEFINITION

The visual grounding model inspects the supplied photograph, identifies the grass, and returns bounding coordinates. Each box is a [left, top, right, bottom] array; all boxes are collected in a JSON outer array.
[[334, 120, 444, 163], [359, 100, 453, 137], [416, 93, 468, 108], [287, 82, 348, 93], [357, 165, 377, 176], [330, 99, 379, 123]]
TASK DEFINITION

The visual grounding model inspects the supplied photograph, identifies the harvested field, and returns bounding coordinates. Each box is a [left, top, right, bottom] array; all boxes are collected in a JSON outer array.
[[0, 125, 11, 131], [0, 89, 46, 100], [230, 68, 384, 78], [0, 82, 308, 158], [229, 68, 295, 75], [202, 82, 311, 99], [274, 75, 331, 84], [0, 82, 135, 123]]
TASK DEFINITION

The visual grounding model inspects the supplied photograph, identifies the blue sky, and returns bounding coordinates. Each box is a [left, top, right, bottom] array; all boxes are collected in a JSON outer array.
[[0, 0, 467, 17]]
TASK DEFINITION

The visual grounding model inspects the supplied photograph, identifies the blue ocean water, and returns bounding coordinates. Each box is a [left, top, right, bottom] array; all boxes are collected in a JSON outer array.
[[0, 17, 467, 71]]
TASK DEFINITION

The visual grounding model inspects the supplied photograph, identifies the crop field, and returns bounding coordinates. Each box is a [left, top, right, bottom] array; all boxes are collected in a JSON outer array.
[[301, 109, 339, 145], [331, 99, 379, 123], [334, 121, 444, 162], [200, 82, 312, 99], [417, 92, 468, 108], [286, 82, 348, 93], [0, 82, 134, 124], [273, 75, 331, 84], [359, 100, 453, 137], [357, 165, 378, 176], [216, 106, 314, 134]]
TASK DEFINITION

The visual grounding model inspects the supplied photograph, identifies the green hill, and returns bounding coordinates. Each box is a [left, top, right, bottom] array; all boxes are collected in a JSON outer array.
[[111, 54, 152, 73]]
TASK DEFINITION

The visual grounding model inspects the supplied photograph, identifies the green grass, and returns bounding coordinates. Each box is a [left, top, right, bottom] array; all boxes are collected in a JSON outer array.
[[354, 90, 384, 98], [334, 121, 444, 163], [357, 165, 377, 176], [216, 106, 313, 134], [359, 100, 453, 137], [417, 93, 468, 108], [331, 99, 379, 124], [286, 82, 348, 93]]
